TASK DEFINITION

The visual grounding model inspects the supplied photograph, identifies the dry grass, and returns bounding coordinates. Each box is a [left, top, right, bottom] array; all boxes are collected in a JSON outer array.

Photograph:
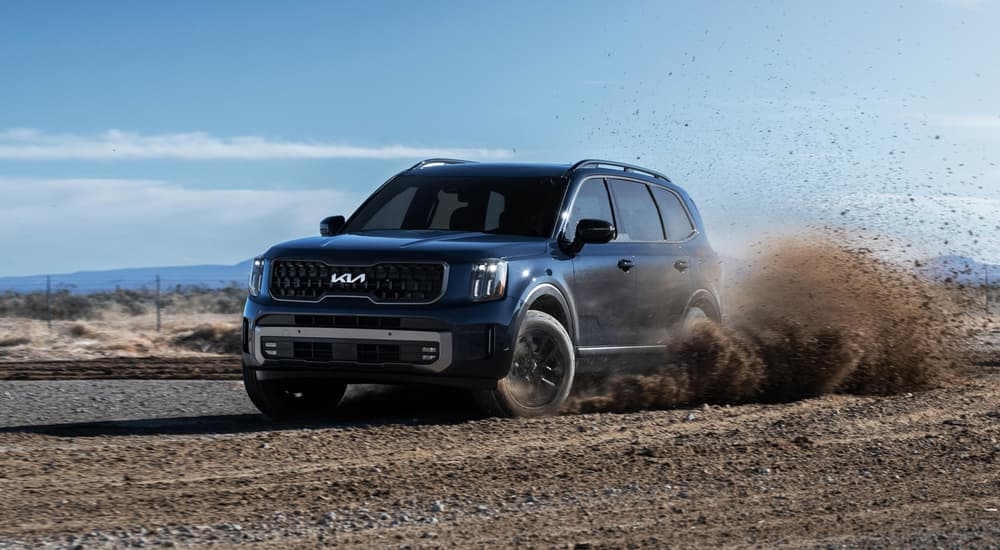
[[0, 312, 240, 362], [0, 286, 245, 362], [0, 286, 245, 321]]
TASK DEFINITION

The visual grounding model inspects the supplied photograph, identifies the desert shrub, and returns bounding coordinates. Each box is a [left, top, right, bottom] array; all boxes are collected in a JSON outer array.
[[106, 289, 149, 316], [0, 336, 30, 347], [166, 284, 244, 314], [0, 290, 98, 320], [67, 323, 99, 338], [172, 323, 241, 355]]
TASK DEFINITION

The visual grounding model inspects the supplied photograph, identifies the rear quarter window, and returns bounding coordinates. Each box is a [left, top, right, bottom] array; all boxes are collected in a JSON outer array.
[[650, 186, 695, 241]]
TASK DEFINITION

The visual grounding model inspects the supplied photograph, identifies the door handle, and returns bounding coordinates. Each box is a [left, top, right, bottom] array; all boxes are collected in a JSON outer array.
[[617, 258, 636, 272], [673, 260, 689, 272]]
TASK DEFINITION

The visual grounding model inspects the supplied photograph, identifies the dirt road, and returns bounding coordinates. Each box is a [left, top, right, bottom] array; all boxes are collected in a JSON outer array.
[[1, 366, 998, 548], [0, 357, 239, 381]]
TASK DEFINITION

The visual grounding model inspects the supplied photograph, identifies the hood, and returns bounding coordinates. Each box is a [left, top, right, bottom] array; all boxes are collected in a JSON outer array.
[[265, 230, 549, 264]]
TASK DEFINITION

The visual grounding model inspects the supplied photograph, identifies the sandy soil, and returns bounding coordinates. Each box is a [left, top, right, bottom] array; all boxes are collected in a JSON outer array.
[[0, 365, 997, 548]]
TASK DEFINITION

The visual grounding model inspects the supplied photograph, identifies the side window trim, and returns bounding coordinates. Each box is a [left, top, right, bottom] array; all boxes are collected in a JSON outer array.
[[599, 178, 618, 240], [561, 174, 700, 244], [645, 184, 667, 241]]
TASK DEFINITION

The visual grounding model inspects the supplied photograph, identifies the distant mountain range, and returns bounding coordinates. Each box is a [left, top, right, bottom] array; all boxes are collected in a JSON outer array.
[[0, 260, 253, 293], [0, 254, 994, 294]]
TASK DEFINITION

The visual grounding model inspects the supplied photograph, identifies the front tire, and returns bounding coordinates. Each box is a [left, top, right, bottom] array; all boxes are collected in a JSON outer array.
[[477, 310, 575, 417], [242, 362, 347, 421]]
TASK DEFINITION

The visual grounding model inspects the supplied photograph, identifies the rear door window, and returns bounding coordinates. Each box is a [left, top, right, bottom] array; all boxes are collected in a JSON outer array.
[[607, 179, 665, 242]]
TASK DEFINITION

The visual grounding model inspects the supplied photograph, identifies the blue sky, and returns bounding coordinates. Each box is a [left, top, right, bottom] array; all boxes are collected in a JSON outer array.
[[1, 0, 998, 276]]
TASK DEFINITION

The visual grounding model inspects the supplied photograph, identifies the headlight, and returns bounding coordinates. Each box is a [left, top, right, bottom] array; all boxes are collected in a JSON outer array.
[[470, 259, 507, 302], [248, 257, 265, 297]]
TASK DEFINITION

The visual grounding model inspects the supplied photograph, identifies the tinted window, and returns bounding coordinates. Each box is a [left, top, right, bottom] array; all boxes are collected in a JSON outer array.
[[608, 179, 664, 241], [360, 187, 417, 231], [484, 191, 504, 232], [427, 189, 468, 229], [345, 175, 567, 237], [566, 178, 615, 240], [651, 187, 695, 240]]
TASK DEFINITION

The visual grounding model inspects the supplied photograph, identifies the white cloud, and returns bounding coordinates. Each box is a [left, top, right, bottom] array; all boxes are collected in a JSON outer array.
[[0, 128, 514, 161], [0, 177, 365, 276]]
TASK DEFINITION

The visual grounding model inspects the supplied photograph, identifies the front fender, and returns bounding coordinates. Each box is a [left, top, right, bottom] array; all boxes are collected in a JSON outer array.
[[509, 281, 577, 345]]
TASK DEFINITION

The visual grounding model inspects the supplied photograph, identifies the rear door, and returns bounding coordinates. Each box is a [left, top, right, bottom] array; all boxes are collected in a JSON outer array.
[[607, 178, 691, 346], [565, 177, 635, 348], [650, 185, 699, 338]]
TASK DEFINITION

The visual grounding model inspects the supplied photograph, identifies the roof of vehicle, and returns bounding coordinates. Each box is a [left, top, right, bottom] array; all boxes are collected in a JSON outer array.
[[404, 161, 572, 179], [404, 159, 674, 185]]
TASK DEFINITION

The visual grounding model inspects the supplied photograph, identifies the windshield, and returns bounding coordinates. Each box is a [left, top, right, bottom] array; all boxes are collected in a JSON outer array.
[[344, 175, 568, 238]]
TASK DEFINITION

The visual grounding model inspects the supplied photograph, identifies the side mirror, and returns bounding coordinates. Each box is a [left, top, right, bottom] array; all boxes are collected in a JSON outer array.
[[320, 215, 345, 236], [576, 218, 615, 244], [561, 218, 614, 255]]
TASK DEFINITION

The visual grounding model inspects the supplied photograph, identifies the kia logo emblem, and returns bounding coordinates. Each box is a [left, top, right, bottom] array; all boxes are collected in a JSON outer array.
[[330, 273, 366, 284]]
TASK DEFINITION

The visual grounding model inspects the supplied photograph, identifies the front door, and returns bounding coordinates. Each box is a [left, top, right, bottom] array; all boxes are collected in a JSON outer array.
[[564, 177, 635, 348]]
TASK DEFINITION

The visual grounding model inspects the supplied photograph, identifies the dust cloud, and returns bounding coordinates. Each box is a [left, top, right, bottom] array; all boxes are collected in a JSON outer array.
[[567, 236, 971, 413]]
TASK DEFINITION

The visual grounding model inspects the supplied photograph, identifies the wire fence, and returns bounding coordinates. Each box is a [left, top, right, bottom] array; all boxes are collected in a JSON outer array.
[[0, 275, 247, 332]]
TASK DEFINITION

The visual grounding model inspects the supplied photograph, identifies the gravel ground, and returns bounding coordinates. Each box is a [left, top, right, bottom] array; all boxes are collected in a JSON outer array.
[[0, 380, 255, 428], [0, 367, 997, 548]]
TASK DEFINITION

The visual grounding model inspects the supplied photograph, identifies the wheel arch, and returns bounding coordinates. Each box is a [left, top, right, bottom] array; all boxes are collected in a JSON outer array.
[[515, 282, 576, 345], [684, 289, 723, 322]]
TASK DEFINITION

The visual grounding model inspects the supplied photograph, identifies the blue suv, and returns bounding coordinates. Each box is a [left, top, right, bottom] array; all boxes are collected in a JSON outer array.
[[242, 159, 722, 418]]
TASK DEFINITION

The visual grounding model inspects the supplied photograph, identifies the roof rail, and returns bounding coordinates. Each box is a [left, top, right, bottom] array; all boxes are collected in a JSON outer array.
[[408, 158, 477, 171], [566, 159, 672, 182]]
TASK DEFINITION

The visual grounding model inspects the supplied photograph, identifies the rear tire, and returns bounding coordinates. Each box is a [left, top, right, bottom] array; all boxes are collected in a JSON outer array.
[[242, 362, 347, 421], [477, 310, 575, 417], [681, 304, 711, 337]]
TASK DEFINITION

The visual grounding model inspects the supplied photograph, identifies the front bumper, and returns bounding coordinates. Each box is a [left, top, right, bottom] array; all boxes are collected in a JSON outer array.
[[241, 298, 517, 390]]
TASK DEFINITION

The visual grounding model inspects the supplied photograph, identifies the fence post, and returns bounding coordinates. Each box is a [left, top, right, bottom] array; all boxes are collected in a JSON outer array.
[[156, 275, 161, 332], [987, 264, 992, 316], [46, 275, 52, 329]]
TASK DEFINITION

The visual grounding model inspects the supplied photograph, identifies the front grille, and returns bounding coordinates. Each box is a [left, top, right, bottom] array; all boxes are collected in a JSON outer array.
[[269, 260, 446, 303]]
